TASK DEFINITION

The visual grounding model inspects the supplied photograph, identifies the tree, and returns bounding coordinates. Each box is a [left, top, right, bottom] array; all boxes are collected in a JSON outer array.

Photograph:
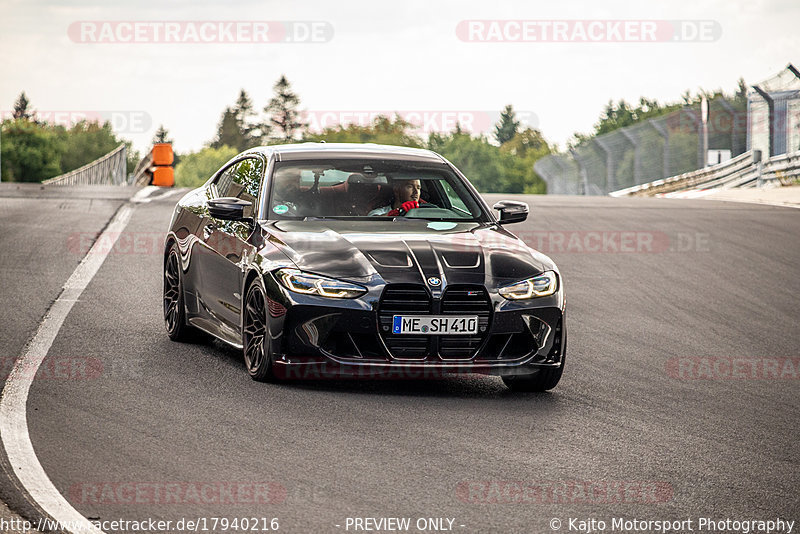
[[3, 92, 140, 182], [579, 97, 685, 139], [211, 107, 247, 151], [12, 92, 34, 121], [500, 128, 551, 158], [303, 114, 423, 147], [265, 75, 304, 141], [174, 145, 238, 188], [734, 78, 747, 106], [429, 129, 546, 194], [152, 124, 173, 144], [0, 119, 63, 182], [124, 140, 140, 174], [234, 89, 265, 144], [57, 121, 121, 174], [494, 105, 519, 145], [210, 90, 264, 151]]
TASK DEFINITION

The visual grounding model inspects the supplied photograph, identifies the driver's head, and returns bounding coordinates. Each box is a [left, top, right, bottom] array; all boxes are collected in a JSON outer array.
[[393, 179, 421, 206], [274, 168, 301, 197]]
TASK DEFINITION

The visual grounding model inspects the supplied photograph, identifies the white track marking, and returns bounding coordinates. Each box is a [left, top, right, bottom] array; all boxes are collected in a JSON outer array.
[[131, 185, 160, 203], [706, 197, 800, 209], [131, 185, 185, 204], [0, 203, 135, 534]]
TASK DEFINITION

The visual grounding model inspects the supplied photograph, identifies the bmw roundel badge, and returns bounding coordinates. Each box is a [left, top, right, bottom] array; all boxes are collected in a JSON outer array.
[[427, 276, 441, 287]]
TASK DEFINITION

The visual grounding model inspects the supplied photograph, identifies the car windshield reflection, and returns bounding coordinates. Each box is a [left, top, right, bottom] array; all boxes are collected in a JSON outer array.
[[267, 160, 485, 221]]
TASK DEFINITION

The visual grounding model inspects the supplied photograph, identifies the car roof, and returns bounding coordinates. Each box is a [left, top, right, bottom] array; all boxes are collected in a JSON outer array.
[[243, 143, 447, 164]]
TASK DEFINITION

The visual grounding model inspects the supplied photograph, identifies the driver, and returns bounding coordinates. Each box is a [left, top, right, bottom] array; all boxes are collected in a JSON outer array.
[[271, 168, 302, 215], [368, 179, 426, 216]]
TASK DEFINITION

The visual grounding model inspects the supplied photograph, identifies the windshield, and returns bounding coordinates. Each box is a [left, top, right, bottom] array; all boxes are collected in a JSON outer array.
[[266, 159, 487, 221]]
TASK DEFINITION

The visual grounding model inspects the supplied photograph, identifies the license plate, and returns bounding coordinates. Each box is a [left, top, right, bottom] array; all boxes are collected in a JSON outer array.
[[392, 315, 478, 335]]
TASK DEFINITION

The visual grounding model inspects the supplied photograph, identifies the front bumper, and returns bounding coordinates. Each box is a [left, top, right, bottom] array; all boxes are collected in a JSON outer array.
[[266, 278, 566, 379]]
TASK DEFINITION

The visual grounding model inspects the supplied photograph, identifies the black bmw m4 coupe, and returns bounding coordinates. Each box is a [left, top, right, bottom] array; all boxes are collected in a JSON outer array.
[[163, 143, 566, 391]]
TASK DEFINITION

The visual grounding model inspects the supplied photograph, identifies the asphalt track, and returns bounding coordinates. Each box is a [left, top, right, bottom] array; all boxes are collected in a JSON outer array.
[[0, 183, 798, 534]]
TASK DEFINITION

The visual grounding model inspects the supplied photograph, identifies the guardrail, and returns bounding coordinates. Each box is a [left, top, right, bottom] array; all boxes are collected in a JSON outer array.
[[41, 143, 128, 186], [759, 151, 800, 185], [610, 150, 800, 197]]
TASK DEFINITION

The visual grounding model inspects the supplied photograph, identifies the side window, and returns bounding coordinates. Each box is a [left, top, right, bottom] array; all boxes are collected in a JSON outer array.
[[215, 164, 236, 198], [215, 158, 263, 203], [231, 158, 263, 201]]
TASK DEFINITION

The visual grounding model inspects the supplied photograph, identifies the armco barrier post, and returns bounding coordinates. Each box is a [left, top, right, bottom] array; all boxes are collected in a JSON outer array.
[[753, 150, 763, 187]]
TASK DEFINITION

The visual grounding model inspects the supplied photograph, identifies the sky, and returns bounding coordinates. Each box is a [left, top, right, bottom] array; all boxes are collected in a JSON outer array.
[[1, 0, 798, 155]]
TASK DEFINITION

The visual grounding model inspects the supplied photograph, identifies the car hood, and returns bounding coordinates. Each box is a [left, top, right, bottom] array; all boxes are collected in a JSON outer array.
[[261, 220, 555, 287]]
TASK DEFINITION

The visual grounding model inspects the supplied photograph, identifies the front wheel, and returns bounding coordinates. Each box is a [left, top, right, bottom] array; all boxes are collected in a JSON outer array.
[[242, 278, 277, 382], [163, 245, 205, 342]]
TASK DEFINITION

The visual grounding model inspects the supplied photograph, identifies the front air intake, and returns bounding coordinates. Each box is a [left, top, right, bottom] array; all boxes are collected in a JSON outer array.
[[378, 284, 431, 359]]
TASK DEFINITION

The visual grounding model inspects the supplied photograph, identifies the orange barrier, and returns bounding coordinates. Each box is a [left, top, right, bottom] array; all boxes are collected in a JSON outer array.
[[152, 167, 174, 187], [152, 143, 174, 166], [133, 143, 174, 187]]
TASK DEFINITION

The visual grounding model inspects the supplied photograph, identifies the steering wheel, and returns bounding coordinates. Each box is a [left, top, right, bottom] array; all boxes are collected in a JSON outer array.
[[399, 203, 440, 216]]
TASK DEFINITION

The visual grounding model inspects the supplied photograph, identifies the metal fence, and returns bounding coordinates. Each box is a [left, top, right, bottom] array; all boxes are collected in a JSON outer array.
[[748, 65, 800, 157], [535, 98, 748, 195], [41, 143, 128, 185]]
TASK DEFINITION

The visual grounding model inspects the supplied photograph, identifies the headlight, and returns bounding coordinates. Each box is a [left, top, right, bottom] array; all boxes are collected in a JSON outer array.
[[499, 271, 558, 300], [276, 268, 367, 299]]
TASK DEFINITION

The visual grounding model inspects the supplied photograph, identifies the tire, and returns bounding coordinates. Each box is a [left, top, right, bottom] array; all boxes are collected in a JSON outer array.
[[501, 362, 564, 392], [242, 277, 277, 382], [163, 244, 206, 342]]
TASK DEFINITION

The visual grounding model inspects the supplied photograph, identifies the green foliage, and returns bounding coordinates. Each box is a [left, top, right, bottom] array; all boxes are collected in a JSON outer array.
[[500, 127, 551, 159], [2, 117, 126, 182], [303, 115, 424, 147], [494, 105, 520, 145], [594, 98, 684, 136], [124, 140, 140, 175], [667, 132, 700, 175], [431, 129, 547, 194], [2, 93, 138, 182], [174, 145, 238, 189], [1, 119, 64, 182], [500, 128, 551, 193], [58, 121, 120, 174], [572, 79, 749, 146], [303, 114, 549, 194]]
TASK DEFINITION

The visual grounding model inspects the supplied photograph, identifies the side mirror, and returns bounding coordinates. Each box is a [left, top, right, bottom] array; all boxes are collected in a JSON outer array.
[[492, 200, 528, 224], [208, 197, 253, 222]]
